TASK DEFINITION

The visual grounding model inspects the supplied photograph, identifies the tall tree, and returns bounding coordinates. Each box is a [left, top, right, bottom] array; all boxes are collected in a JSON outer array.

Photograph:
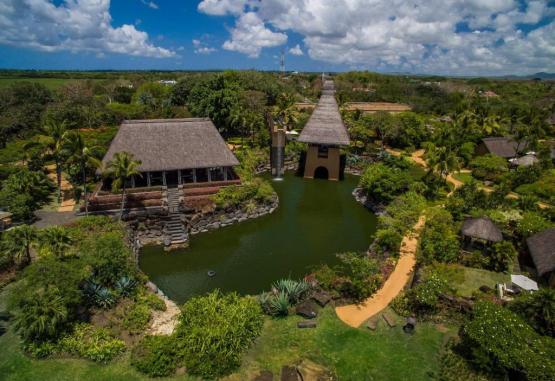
[[272, 93, 299, 131], [63, 131, 100, 215], [0, 225, 37, 266], [36, 120, 69, 203], [104, 152, 142, 220]]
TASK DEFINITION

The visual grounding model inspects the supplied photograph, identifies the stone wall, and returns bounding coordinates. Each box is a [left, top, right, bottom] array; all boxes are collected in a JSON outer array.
[[189, 195, 278, 235]]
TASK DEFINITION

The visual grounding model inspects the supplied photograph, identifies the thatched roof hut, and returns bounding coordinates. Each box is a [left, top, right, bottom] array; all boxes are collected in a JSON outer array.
[[460, 217, 503, 243], [527, 227, 555, 277], [101, 118, 239, 172], [477, 137, 526, 158], [298, 82, 350, 146]]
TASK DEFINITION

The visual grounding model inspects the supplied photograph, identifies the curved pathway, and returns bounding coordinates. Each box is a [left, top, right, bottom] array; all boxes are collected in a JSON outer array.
[[336, 216, 426, 327]]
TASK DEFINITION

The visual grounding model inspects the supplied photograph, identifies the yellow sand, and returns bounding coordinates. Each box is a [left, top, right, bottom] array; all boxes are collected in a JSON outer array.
[[335, 216, 426, 328]]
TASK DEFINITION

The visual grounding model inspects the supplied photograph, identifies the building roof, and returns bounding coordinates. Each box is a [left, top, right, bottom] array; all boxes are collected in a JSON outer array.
[[527, 227, 555, 277], [343, 102, 412, 113], [298, 82, 350, 146], [510, 154, 538, 167], [480, 137, 526, 158], [510, 274, 539, 291], [101, 118, 239, 172], [460, 217, 503, 242]]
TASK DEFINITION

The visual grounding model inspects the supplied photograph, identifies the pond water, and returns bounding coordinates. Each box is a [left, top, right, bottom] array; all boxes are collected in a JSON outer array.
[[139, 172, 377, 303]]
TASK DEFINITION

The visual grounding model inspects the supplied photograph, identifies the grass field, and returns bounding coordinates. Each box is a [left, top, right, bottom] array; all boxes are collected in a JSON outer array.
[[0, 78, 101, 90], [0, 281, 452, 381], [432, 263, 509, 297]]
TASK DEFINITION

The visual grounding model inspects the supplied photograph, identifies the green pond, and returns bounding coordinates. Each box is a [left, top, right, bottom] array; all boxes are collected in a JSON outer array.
[[139, 172, 377, 303]]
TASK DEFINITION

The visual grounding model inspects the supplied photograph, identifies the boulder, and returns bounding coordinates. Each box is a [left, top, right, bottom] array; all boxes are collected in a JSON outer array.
[[297, 320, 317, 329], [311, 292, 331, 307], [253, 370, 274, 381], [280, 366, 300, 381], [296, 300, 319, 319]]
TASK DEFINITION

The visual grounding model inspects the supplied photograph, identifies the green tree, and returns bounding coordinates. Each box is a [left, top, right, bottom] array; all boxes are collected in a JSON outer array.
[[489, 241, 516, 272], [419, 209, 460, 264], [470, 154, 508, 181], [38, 119, 69, 203], [0, 168, 53, 221], [0, 225, 37, 266], [426, 143, 460, 178], [63, 131, 101, 215], [104, 151, 142, 220], [359, 163, 412, 203]]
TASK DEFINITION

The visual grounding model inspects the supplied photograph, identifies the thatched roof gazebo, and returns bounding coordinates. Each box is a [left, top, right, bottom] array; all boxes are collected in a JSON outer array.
[[298, 80, 349, 181], [476, 137, 526, 159], [460, 217, 503, 243], [527, 227, 555, 286]]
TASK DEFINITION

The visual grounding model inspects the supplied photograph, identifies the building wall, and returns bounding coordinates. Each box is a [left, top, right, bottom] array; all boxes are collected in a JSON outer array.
[[303, 144, 341, 181]]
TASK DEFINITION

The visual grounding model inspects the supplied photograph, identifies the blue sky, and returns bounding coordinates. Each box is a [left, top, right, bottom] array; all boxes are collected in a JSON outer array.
[[0, 1, 554, 75]]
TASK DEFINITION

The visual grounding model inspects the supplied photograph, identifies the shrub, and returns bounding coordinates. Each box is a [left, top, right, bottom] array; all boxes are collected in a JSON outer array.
[[115, 276, 138, 297], [271, 278, 310, 304], [123, 302, 152, 334], [131, 335, 179, 377], [516, 212, 553, 238], [0, 168, 53, 221], [469, 154, 508, 181], [212, 177, 274, 209], [419, 209, 460, 264], [311, 264, 339, 291], [83, 280, 116, 309], [359, 163, 412, 203], [509, 288, 555, 337], [136, 290, 167, 312], [58, 323, 126, 363], [337, 252, 381, 301], [462, 301, 555, 381], [373, 228, 403, 254], [379, 191, 427, 236], [259, 291, 290, 316], [489, 241, 516, 272], [175, 290, 264, 378], [516, 169, 555, 203], [408, 272, 449, 312]]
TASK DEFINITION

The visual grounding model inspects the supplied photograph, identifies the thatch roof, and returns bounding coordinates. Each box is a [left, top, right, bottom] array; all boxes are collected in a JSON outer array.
[[480, 137, 526, 158], [343, 102, 412, 113], [298, 82, 350, 146], [460, 217, 503, 242], [527, 227, 555, 276], [101, 118, 239, 172]]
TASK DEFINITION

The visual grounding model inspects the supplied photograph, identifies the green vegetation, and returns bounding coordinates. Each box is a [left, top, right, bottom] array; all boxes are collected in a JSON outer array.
[[212, 177, 275, 209]]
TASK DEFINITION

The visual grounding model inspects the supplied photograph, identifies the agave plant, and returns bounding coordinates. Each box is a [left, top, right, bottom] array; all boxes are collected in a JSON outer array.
[[83, 280, 116, 309], [267, 291, 290, 317], [272, 279, 310, 304], [115, 276, 138, 297]]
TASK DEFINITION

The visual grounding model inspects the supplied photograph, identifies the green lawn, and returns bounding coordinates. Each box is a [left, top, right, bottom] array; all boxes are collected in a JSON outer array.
[[1, 283, 451, 381], [433, 264, 509, 297]]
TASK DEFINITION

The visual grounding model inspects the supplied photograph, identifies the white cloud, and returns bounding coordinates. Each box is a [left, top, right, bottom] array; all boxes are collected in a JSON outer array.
[[0, 0, 174, 58], [192, 38, 217, 54], [222, 12, 287, 57], [141, 0, 159, 10], [198, 0, 555, 75], [289, 44, 303, 56]]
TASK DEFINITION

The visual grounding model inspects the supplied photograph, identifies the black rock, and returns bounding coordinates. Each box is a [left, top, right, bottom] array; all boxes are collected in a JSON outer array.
[[253, 370, 273, 381], [297, 320, 317, 329], [295, 300, 319, 319], [311, 291, 331, 307], [280, 366, 300, 381]]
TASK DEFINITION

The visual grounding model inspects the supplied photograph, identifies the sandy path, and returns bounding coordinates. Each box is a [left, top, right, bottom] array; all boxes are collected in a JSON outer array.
[[335, 216, 426, 328], [148, 297, 181, 335], [46, 164, 76, 212]]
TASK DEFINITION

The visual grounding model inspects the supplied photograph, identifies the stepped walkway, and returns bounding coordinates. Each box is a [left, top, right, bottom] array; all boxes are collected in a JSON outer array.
[[164, 188, 188, 247]]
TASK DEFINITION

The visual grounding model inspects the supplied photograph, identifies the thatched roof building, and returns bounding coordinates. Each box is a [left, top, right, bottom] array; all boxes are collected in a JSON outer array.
[[343, 102, 412, 113], [102, 118, 239, 172], [298, 85, 350, 146], [460, 217, 503, 242], [476, 137, 526, 159], [527, 227, 555, 277]]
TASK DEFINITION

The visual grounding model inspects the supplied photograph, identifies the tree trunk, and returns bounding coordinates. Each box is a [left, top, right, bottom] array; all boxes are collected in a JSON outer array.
[[56, 158, 62, 204], [119, 183, 126, 221], [82, 164, 88, 215]]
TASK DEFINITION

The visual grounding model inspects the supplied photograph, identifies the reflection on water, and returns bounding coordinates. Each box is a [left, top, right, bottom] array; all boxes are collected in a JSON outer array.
[[139, 172, 377, 303]]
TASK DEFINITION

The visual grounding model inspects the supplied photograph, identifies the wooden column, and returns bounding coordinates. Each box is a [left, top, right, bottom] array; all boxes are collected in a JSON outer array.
[[162, 171, 167, 186], [178, 169, 182, 185], [147, 172, 151, 187]]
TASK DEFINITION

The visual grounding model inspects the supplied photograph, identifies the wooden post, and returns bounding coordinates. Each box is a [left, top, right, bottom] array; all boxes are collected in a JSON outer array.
[[178, 169, 182, 185], [192, 169, 197, 183], [162, 171, 167, 186], [207, 168, 212, 182], [147, 172, 151, 187]]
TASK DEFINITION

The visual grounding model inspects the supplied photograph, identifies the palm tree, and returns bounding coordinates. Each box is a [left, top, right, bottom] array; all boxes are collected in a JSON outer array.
[[63, 131, 100, 215], [38, 226, 73, 258], [426, 144, 460, 179], [272, 93, 299, 131], [1, 225, 37, 266], [30, 120, 69, 203], [104, 151, 142, 220]]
